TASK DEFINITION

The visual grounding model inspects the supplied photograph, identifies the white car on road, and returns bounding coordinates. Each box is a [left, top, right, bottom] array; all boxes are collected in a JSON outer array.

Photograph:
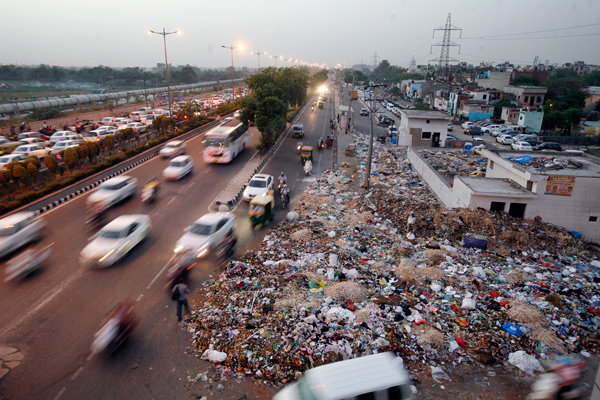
[[242, 174, 274, 202], [174, 212, 236, 258], [511, 141, 533, 151], [12, 144, 52, 158], [163, 155, 193, 180], [159, 140, 186, 158], [80, 214, 151, 268], [0, 212, 46, 259], [86, 175, 138, 209], [51, 140, 80, 155], [0, 154, 26, 169]]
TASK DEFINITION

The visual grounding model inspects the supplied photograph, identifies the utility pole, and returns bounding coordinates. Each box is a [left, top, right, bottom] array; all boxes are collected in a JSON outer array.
[[347, 73, 355, 133], [371, 52, 380, 71], [430, 13, 462, 81], [365, 83, 380, 190]]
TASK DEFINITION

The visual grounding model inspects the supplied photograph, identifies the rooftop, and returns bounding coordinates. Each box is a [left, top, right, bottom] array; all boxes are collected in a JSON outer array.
[[399, 110, 452, 120], [487, 150, 600, 178], [457, 177, 538, 198]]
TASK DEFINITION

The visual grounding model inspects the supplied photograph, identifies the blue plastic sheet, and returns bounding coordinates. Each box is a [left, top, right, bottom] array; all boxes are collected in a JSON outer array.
[[507, 155, 534, 164], [503, 322, 521, 336]]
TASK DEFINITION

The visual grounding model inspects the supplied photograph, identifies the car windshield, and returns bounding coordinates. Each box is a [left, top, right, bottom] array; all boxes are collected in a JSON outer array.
[[249, 179, 267, 188], [293, 126, 303, 131], [101, 181, 125, 191], [0, 156, 13, 163], [0, 225, 18, 237], [14, 146, 27, 152], [169, 160, 186, 167], [165, 143, 179, 149], [205, 138, 228, 148], [190, 223, 213, 236], [99, 229, 124, 239]]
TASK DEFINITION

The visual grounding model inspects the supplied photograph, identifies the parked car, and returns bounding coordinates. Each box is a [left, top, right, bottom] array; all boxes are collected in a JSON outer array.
[[159, 140, 186, 158], [174, 212, 236, 258], [388, 126, 398, 137], [12, 144, 52, 158], [243, 174, 274, 202], [50, 131, 75, 145], [464, 126, 484, 135], [86, 175, 138, 209], [462, 121, 474, 129], [482, 124, 502, 133], [514, 135, 540, 147], [163, 155, 193, 180], [534, 142, 562, 152], [126, 122, 147, 133], [17, 132, 50, 141], [446, 134, 458, 140], [80, 214, 151, 268], [511, 141, 533, 151], [491, 128, 513, 137], [50, 140, 80, 155], [0, 154, 26, 169], [447, 123, 453, 132], [360, 108, 369, 116], [497, 134, 515, 145], [0, 212, 46, 259]]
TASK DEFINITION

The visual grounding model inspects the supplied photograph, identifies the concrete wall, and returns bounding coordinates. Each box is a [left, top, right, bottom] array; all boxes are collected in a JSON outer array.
[[518, 111, 544, 133], [400, 117, 448, 147], [476, 71, 511, 90]]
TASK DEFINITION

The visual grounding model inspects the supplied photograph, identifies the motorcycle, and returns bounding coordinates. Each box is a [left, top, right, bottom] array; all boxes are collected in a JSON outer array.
[[526, 358, 586, 400], [304, 160, 312, 176], [216, 234, 236, 261], [280, 191, 289, 209], [317, 138, 324, 150], [311, 106, 314, 112], [85, 206, 105, 230], [296, 141, 303, 153], [142, 180, 159, 203], [91, 301, 137, 356], [4, 246, 51, 283]]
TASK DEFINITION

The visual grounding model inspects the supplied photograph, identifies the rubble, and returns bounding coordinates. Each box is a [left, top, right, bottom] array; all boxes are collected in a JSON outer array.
[[418, 149, 488, 180], [183, 134, 600, 388]]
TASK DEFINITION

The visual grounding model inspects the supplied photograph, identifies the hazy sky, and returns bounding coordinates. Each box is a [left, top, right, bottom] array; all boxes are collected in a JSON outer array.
[[2, 0, 599, 70]]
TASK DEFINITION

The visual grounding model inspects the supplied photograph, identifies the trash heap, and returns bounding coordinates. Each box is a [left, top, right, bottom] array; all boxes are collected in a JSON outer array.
[[418, 149, 488, 180], [507, 155, 589, 171], [183, 135, 600, 386]]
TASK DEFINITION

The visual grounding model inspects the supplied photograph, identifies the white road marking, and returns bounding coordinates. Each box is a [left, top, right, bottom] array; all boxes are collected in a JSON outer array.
[[136, 294, 144, 302], [146, 254, 176, 290], [86, 352, 95, 361], [71, 367, 83, 380], [53, 387, 66, 400], [0, 269, 84, 338], [167, 197, 175, 205], [186, 182, 195, 189]]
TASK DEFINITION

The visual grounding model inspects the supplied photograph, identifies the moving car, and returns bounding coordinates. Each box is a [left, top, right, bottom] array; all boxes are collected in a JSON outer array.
[[0, 139, 25, 154], [12, 144, 52, 158], [83, 130, 112, 143], [174, 212, 236, 258], [80, 214, 151, 268], [273, 352, 413, 400], [95, 125, 117, 134], [163, 155, 193, 180], [50, 140, 79, 155], [464, 126, 484, 135], [17, 132, 50, 141], [86, 175, 138, 209], [159, 140, 186, 158], [50, 131, 75, 145], [360, 108, 369, 116], [242, 174, 274, 202], [20, 137, 50, 147], [511, 141, 533, 151], [534, 142, 562, 152], [0, 154, 26, 169], [126, 122, 147, 133], [0, 212, 46, 259], [99, 117, 115, 126]]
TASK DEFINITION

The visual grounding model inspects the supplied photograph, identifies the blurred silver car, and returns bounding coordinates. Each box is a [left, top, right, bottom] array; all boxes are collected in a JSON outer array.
[[0, 212, 45, 258], [174, 212, 236, 258], [159, 140, 186, 158], [86, 175, 138, 209]]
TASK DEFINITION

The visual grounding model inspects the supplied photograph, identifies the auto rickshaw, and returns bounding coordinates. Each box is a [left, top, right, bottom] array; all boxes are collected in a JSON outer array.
[[318, 101, 324, 109], [248, 191, 275, 229], [300, 146, 313, 164]]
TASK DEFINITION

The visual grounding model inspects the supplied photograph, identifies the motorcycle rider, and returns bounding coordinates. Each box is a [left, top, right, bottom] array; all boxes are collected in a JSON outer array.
[[317, 137, 324, 149], [296, 140, 303, 152], [92, 299, 137, 354], [166, 251, 195, 289], [278, 172, 287, 191], [143, 177, 160, 201], [281, 183, 290, 204]]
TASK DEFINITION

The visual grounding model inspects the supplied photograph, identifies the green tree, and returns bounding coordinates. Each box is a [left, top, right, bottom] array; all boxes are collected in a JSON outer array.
[[27, 163, 38, 185], [44, 155, 58, 180], [584, 70, 600, 86], [23, 156, 41, 170], [255, 96, 287, 150], [0, 169, 10, 188], [543, 76, 587, 100], [12, 164, 27, 193], [85, 141, 99, 163], [514, 76, 540, 86], [103, 135, 115, 153], [76, 144, 89, 167], [415, 101, 430, 110], [63, 147, 78, 171], [180, 65, 198, 84]]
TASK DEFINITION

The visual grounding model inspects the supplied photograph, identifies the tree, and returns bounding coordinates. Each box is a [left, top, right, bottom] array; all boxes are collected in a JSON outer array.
[[415, 101, 430, 110], [85, 141, 99, 163], [103, 135, 115, 153], [44, 155, 58, 180], [23, 156, 41, 170], [27, 163, 38, 185], [255, 96, 287, 150], [75, 144, 89, 167], [180, 65, 198, 84], [514, 76, 540, 86], [63, 148, 78, 171], [12, 164, 27, 193], [543, 77, 587, 100], [0, 170, 10, 188]]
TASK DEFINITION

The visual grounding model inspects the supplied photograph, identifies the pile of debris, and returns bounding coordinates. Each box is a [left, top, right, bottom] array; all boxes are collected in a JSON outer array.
[[418, 149, 488, 180], [183, 134, 600, 387]]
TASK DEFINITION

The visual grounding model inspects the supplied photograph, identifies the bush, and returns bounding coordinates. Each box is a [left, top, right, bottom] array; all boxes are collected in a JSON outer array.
[[23, 156, 41, 169], [27, 163, 38, 184], [104, 135, 115, 153], [64, 148, 78, 171], [27, 108, 63, 121]]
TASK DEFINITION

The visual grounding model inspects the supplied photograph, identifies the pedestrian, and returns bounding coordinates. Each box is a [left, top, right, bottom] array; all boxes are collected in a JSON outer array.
[[172, 282, 190, 321], [10, 125, 15, 139], [25, 122, 31, 131], [42, 121, 47, 129], [19, 122, 25, 133]]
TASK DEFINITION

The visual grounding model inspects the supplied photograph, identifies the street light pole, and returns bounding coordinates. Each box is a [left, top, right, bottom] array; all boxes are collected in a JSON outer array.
[[222, 44, 243, 98], [148, 28, 180, 118], [251, 51, 266, 71], [270, 55, 279, 68]]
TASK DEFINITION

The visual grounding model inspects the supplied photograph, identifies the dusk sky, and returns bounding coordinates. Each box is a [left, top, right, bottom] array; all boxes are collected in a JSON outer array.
[[2, 0, 600, 69]]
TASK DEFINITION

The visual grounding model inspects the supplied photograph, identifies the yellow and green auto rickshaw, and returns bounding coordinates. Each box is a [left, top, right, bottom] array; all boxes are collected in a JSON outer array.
[[248, 191, 275, 229], [318, 101, 324, 109], [300, 146, 313, 164]]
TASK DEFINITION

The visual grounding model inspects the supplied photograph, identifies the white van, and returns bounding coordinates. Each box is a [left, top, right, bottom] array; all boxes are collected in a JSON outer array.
[[138, 107, 153, 113], [273, 352, 413, 400]]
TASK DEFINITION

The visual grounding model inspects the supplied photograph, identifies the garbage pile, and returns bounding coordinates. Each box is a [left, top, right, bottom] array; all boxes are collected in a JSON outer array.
[[183, 135, 600, 387], [418, 149, 488, 180], [507, 155, 589, 171]]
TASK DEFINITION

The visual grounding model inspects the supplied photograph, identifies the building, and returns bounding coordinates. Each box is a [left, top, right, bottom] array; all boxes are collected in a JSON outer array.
[[475, 71, 511, 90], [407, 148, 600, 243], [585, 86, 600, 109], [503, 86, 547, 108], [516, 108, 544, 133], [458, 101, 494, 121], [447, 92, 469, 116], [396, 110, 452, 147], [510, 69, 552, 84]]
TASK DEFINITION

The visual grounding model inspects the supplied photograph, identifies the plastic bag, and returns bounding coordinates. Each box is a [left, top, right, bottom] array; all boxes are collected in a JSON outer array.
[[508, 351, 544, 375], [202, 349, 227, 363]]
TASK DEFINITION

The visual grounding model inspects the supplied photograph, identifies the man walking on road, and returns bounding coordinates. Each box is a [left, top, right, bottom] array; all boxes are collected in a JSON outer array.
[[172, 283, 190, 321]]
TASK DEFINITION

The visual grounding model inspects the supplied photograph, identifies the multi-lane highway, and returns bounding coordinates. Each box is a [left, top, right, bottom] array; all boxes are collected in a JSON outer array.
[[0, 93, 336, 399]]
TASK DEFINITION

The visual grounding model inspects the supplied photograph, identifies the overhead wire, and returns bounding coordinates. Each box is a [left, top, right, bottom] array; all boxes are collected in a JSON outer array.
[[461, 22, 600, 39]]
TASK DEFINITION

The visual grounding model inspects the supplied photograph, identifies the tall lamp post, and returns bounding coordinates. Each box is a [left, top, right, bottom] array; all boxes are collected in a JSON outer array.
[[270, 55, 279, 68], [148, 28, 180, 118], [222, 44, 243, 97], [251, 51, 266, 71]]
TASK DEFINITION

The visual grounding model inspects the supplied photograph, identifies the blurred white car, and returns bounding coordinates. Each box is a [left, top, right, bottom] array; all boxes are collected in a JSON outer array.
[[497, 134, 515, 145], [163, 155, 193, 180], [20, 137, 50, 147], [12, 144, 52, 158], [159, 140, 186, 158], [80, 214, 151, 268], [174, 212, 236, 258], [50, 140, 80, 156], [242, 174, 274, 202], [126, 122, 147, 133], [0, 212, 45, 258], [0, 154, 26, 169], [511, 141, 533, 151], [86, 175, 138, 209]]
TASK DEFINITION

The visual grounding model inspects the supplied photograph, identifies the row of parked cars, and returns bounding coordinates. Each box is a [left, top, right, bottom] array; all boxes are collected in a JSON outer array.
[[462, 120, 563, 152]]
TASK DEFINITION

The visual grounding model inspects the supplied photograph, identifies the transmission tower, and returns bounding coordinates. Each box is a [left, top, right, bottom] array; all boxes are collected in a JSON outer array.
[[430, 13, 462, 79], [371, 52, 380, 71]]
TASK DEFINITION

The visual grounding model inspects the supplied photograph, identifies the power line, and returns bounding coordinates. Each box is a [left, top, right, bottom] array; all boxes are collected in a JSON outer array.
[[461, 22, 600, 39], [462, 32, 600, 41]]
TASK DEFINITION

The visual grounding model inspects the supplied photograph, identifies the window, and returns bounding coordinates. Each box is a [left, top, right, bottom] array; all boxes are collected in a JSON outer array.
[[590, 216, 598, 222], [490, 202, 505, 212], [483, 94, 487, 100], [422, 132, 432, 140], [426, 120, 430, 124], [537, 96, 542, 103], [509, 203, 526, 218], [524, 96, 529, 102]]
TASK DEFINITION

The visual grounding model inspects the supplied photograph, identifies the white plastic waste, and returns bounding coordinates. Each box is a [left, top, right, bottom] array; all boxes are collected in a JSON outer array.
[[462, 297, 476, 310], [508, 351, 544, 375], [329, 254, 339, 266], [430, 366, 451, 383], [202, 349, 227, 363]]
